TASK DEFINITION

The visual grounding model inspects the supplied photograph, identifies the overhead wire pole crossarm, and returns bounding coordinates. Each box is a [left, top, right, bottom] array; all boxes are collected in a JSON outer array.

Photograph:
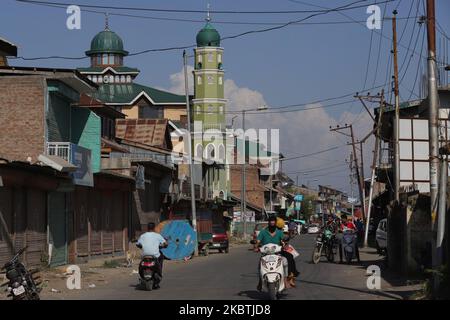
[[364, 90, 385, 247], [330, 124, 365, 220]]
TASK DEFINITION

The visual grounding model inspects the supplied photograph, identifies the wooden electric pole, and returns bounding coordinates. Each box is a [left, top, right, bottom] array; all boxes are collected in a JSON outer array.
[[330, 124, 365, 220], [425, 0, 441, 294], [392, 10, 401, 203]]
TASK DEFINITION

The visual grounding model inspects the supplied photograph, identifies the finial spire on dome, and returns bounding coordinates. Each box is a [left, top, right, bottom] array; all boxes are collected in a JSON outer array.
[[206, 3, 211, 22], [105, 12, 109, 30]]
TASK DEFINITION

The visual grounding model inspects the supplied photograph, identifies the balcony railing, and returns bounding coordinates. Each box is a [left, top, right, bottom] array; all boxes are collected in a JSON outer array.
[[201, 123, 226, 132], [46, 142, 72, 162]]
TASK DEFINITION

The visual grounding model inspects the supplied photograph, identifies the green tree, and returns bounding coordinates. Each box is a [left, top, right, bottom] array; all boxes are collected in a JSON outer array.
[[300, 195, 316, 221]]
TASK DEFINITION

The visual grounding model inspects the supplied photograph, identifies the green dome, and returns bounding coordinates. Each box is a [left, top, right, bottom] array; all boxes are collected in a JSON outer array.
[[85, 29, 128, 56], [196, 22, 221, 47]]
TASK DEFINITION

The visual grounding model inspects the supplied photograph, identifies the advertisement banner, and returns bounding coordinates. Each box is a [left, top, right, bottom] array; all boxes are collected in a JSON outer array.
[[70, 144, 93, 187]]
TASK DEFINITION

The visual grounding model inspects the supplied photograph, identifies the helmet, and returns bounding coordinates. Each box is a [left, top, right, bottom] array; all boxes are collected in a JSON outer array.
[[276, 217, 285, 229]]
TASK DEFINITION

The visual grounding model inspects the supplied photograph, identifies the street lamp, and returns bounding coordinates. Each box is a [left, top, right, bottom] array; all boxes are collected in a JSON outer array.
[[241, 105, 267, 238]]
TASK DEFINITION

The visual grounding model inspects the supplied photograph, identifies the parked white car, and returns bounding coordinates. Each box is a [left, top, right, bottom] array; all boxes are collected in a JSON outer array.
[[307, 224, 320, 234], [376, 218, 387, 253]]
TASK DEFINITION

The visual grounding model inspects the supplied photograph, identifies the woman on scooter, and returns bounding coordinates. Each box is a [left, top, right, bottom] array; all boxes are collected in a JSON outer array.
[[337, 214, 361, 263]]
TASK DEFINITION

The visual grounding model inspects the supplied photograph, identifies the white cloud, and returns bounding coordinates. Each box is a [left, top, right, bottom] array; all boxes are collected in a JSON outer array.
[[162, 65, 194, 95], [162, 68, 376, 194]]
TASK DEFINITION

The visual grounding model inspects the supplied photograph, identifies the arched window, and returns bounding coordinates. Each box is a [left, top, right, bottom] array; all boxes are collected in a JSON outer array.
[[109, 75, 114, 83], [218, 144, 225, 163], [120, 75, 126, 83], [195, 144, 203, 160], [115, 75, 120, 83], [204, 143, 215, 163], [126, 75, 132, 83], [196, 105, 201, 114]]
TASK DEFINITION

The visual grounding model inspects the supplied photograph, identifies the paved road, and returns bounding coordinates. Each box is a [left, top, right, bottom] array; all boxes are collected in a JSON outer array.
[[43, 234, 411, 300]]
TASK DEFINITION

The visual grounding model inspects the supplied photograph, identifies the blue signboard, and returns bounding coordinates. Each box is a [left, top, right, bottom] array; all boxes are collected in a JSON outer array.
[[294, 194, 304, 210], [70, 144, 93, 187]]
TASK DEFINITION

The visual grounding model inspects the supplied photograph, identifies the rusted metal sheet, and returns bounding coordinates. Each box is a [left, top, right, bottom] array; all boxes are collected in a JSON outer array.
[[0, 188, 14, 265], [197, 219, 213, 233], [101, 190, 113, 253], [115, 118, 168, 148], [26, 189, 46, 266], [88, 190, 102, 255], [113, 192, 123, 252]]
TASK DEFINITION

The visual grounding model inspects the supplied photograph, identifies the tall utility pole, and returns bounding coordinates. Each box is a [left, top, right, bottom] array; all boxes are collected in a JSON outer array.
[[392, 10, 401, 203], [241, 110, 247, 238], [359, 141, 366, 217], [330, 124, 365, 219], [426, 0, 440, 292], [363, 90, 385, 247], [183, 50, 198, 256]]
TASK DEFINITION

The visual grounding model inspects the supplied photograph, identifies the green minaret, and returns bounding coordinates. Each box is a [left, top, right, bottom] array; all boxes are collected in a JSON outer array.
[[193, 14, 228, 199]]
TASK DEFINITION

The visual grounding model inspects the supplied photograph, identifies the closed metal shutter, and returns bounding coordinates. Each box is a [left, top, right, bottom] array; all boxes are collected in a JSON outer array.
[[26, 189, 46, 266], [88, 190, 102, 255], [48, 192, 67, 266], [101, 190, 113, 253], [74, 188, 88, 256]]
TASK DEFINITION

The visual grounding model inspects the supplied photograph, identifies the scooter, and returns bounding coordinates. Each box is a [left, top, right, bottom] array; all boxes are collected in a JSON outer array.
[[342, 230, 357, 264], [135, 241, 167, 291], [138, 255, 162, 291], [251, 241, 286, 300]]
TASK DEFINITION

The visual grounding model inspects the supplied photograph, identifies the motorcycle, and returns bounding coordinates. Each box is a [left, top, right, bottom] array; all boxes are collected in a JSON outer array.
[[138, 255, 162, 291], [135, 240, 168, 291], [251, 241, 286, 300], [312, 227, 336, 264], [342, 230, 358, 264], [0, 247, 41, 300]]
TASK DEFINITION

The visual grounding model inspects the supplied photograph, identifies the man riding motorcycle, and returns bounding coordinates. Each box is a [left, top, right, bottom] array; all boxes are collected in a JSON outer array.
[[136, 222, 168, 289], [254, 216, 297, 290]]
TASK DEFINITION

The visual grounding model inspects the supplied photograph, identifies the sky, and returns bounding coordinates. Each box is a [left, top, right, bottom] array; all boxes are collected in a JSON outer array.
[[1, 0, 450, 195]]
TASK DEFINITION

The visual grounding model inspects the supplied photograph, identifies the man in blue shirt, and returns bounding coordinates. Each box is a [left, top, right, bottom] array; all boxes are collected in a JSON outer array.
[[136, 222, 168, 282]]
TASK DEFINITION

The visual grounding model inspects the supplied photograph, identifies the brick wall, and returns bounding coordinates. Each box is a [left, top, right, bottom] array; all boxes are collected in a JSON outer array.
[[230, 164, 265, 209], [0, 76, 45, 162]]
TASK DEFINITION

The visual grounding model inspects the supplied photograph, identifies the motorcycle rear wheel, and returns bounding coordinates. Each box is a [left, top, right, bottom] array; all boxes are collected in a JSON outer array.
[[144, 280, 153, 291]]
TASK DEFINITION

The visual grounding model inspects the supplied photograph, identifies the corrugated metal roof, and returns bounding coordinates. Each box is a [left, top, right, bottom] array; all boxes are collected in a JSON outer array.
[[115, 118, 170, 149], [94, 82, 185, 105]]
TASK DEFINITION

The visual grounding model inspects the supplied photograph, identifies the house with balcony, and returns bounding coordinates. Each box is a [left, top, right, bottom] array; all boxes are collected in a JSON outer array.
[[372, 87, 450, 273], [0, 65, 134, 266]]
